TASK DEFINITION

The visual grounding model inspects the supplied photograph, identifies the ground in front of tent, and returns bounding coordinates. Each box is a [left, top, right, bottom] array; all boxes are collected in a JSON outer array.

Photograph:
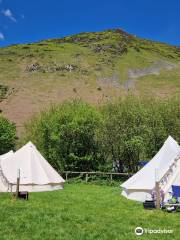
[[0, 183, 179, 240]]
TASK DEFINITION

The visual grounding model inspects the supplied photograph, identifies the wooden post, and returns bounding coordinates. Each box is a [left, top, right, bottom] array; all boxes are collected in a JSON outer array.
[[10, 183, 12, 193], [16, 169, 20, 199], [155, 168, 160, 209], [110, 174, 112, 182], [65, 172, 68, 181], [155, 181, 160, 209], [85, 173, 88, 182]]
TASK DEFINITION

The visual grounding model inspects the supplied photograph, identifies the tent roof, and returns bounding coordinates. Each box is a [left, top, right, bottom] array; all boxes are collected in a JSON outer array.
[[0, 150, 14, 160], [1, 142, 65, 185], [121, 136, 180, 190]]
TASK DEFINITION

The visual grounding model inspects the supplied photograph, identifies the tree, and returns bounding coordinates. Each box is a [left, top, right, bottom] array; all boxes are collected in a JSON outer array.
[[24, 101, 104, 171], [23, 96, 179, 173], [0, 115, 16, 154], [99, 96, 168, 172]]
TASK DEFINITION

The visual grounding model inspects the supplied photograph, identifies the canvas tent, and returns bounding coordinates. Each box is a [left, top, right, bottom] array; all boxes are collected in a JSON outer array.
[[0, 142, 65, 192], [121, 136, 180, 202], [0, 150, 14, 192]]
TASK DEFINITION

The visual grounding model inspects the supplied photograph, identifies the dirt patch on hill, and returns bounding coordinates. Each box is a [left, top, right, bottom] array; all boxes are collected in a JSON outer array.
[[97, 73, 120, 88], [123, 61, 176, 90], [124, 61, 177, 90], [97, 61, 177, 90]]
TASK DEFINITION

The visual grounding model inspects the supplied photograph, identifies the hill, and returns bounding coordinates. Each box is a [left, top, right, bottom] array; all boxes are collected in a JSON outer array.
[[0, 29, 179, 132]]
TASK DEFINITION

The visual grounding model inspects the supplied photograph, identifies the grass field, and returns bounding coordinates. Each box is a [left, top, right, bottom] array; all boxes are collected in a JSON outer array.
[[0, 183, 179, 240]]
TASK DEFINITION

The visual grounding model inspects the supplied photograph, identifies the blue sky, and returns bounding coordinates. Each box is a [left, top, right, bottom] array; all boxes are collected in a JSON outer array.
[[0, 0, 179, 47]]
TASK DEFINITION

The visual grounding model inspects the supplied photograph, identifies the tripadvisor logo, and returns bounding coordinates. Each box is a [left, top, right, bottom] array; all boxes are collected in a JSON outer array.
[[135, 227, 144, 236], [135, 227, 173, 235]]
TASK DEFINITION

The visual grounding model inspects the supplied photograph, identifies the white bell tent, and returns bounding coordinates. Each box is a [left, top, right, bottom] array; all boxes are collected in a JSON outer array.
[[0, 150, 14, 192], [0, 142, 65, 192], [121, 136, 180, 202]]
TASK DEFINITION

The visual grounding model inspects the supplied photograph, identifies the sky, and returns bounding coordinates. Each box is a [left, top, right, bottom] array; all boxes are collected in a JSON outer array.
[[0, 0, 179, 47]]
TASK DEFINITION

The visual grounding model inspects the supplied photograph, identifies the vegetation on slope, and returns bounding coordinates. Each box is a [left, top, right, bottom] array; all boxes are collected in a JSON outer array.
[[0, 84, 10, 103], [0, 29, 179, 130]]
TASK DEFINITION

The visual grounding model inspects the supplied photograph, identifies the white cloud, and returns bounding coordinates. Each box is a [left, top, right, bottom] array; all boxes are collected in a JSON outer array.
[[0, 32, 5, 40], [2, 9, 17, 22]]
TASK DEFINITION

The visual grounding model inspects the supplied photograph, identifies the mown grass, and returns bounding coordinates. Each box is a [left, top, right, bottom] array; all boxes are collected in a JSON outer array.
[[0, 183, 179, 240]]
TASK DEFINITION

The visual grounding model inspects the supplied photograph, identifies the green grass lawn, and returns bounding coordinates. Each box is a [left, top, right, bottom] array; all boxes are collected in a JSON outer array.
[[0, 183, 179, 240]]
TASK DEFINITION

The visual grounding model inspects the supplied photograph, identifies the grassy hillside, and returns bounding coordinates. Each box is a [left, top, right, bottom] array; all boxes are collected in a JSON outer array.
[[0, 183, 179, 240], [0, 29, 179, 131]]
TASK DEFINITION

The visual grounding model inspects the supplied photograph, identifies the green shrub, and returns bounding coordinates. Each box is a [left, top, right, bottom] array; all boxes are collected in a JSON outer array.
[[0, 85, 9, 101], [23, 100, 104, 171], [23, 96, 179, 173], [98, 96, 179, 173], [0, 115, 16, 154]]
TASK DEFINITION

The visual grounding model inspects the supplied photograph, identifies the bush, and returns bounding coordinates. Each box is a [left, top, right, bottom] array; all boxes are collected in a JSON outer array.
[[23, 100, 104, 171], [0, 115, 16, 154], [98, 96, 179, 173], [23, 96, 180, 173]]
